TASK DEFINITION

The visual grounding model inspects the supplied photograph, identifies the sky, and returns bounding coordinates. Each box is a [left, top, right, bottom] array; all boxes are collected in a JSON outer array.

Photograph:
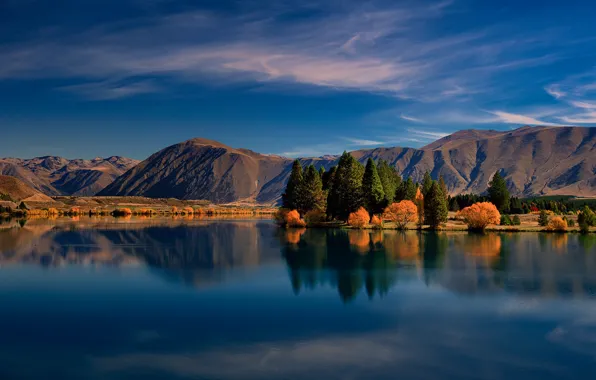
[[1, 0, 596, 160]]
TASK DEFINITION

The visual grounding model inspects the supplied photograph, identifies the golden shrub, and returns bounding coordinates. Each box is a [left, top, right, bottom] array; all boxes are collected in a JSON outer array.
[[182, 206, 194, 215], [457, 202, 501, 230], [285, 209, 306, 228], [383, 201, 418, 229], [47, 208, 58, 215], [274, 208, 290, 226], [171, 206, 178, 214], [371, 215, 383, 229], [348, 207, 370, 229], [547, 216, 567, 232], [113, 208, 133, 216]]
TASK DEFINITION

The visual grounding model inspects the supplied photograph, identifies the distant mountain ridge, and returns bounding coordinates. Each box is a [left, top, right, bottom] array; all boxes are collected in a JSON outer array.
[[100, 125, 596, 203], [0, 156, 139, 196]]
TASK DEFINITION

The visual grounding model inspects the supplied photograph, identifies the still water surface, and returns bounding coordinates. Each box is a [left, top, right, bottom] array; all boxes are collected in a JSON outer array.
[[1, 217, 596, 379]]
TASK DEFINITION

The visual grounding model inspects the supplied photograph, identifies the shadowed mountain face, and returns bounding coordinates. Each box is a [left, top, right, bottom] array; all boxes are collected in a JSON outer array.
[[0, 156, 139, 196], [101, 126, 596, 203]]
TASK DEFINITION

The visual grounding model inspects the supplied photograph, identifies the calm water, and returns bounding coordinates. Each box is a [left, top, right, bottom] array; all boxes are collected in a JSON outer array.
[[1, 218, 596, 380]]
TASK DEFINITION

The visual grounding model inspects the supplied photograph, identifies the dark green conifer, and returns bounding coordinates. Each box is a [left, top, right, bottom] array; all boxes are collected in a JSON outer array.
[[362, 158, 385, 216], [424, 182, 448, 229], [282, 160, 303, 210], [488, 171, 510, 212], [301, 165, 326, 213]]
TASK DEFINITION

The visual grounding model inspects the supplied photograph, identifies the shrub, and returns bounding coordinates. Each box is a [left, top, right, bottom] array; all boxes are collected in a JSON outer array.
[[538, 210, 549, 227], [304, 210, 327, 226], [112, 208, 132, 217], [285, 210, 306, 228], [274, 208, 290, 226], [546, 216, 567, 232], [457, 202, 501, 230], [371, 215, 383, 229], [512, 215, 521, 225], [171, 206, 179, 214], [47, 208, 59, 215], [567, 218, 575, 227], [383, 200, 418, 230], [348, 207, 370, 229], [500, 215, 512, 226], [182, 206, 194, 215], [580, 221, 590, 234]]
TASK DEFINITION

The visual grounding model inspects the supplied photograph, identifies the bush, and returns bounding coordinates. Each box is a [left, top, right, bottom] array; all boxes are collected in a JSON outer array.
[[538, 210, 549, 227], [512, 215, 521, 225], [304, 210, 326, 226], [546, 216, 567, 232], [371, 215, 383, 229], [348, 207, 370, 229], [580, 221, 590, 234], [383, 200, 418, 230], [457, 202, 501, 230], [567, 218, 575, 227], [274, 208, 290, 226], [112, 208, 132, 216], [500, 215, 512, 226], [285, 209, 306, 228]]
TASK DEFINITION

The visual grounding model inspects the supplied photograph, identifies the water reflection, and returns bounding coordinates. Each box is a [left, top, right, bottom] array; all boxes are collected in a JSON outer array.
[[280, 228, 596, 301], [1, 218, 596, 299]]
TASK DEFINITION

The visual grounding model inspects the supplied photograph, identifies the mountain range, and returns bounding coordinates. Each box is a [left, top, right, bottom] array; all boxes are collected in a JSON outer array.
[[0, 156, 139, 196], [2, 126, 595, 203]]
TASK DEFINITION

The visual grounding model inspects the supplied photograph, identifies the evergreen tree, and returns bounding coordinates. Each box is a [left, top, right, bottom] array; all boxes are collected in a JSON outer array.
[[448, 196, 460, 211], [438, 175, 448, 200], [487, 171, 510, 212], [282, 160, 303, 210], [319, 166, 325, 179], [421, 171, 433, 197], [326, 152, 365, 220], [301, 165, 326, 213], [322, 166, 336, 191], [362, 158, 385, 216], [509, 197, 523, 214], [377, 160, 401, 205], [538, 210, 549, 227], [424, 182, 448, 229], [18, 201, 28, 210]]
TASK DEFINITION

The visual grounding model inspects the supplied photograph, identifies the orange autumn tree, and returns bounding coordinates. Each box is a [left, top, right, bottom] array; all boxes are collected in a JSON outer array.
[[383, 200, 418, 230], [457, 202, 501, 230], [547, 216, 567, 232], [414, 188, 424, 229], [348, 207, 370, 229], [285, 209, 306, 228]]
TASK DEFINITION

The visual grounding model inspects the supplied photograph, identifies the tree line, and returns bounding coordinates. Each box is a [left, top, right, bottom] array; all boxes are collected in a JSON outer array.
[[282, 152, 449, 229]]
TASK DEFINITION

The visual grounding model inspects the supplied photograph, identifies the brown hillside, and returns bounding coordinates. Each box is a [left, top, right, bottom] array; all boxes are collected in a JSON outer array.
[[0, 156, 139, 196], [0, 175, 55, 203]]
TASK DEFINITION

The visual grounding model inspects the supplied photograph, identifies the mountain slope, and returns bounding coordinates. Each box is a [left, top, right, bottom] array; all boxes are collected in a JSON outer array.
[[100, 126, 596, 203], [0, 156, 139, 196], [0, 175, 55, 203]]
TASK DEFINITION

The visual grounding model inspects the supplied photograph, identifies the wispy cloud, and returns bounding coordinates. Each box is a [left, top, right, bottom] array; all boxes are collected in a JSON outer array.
[[59, 79, 159, 100], [545, 85, 566, 99], [400, 114, 424, 123], [343, 137, 385, 146], [487, 111, 564, 126], [406, 128, 450, 140]]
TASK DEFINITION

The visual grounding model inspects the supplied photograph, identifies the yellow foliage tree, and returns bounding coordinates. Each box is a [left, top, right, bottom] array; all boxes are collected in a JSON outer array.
[[348, 207, 370, 229], [457, 202, 501, 230], [285, 209, 306, 228], [371, 214, 383, 229], [414, 188, 424, 228], [383, 200, 418, 230], [547, 216, 567, 232]]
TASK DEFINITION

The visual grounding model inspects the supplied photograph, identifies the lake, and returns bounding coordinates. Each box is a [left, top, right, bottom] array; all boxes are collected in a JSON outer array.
[[1, 217, 596, 380]]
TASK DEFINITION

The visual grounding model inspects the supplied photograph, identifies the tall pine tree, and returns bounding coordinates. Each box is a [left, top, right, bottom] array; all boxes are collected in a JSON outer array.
[[421, 171, 433, 197], [282, 160, 303, 210], [438, 175, 448, 200], [301, 165, 326, 213], [322, 166, 336, 191], [377, 160, 401, 205], [396, 177, 417, 201], [326, 152, 364, 221], [488, 171, 510, 212], [424, 182, 448, 229], [362, 158, 385, 216]]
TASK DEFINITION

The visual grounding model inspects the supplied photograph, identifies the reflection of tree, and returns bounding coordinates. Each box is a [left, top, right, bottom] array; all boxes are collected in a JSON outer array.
[[282, 229, 400, 302]]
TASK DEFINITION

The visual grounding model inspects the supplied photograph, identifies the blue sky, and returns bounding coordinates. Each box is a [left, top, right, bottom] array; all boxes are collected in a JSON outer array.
[[1, 0, 596, 159]]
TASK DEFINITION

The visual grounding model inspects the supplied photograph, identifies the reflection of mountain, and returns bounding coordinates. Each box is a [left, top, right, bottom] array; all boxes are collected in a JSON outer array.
[[0, 220, 281, 287], [280, 229, 596, 302]]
